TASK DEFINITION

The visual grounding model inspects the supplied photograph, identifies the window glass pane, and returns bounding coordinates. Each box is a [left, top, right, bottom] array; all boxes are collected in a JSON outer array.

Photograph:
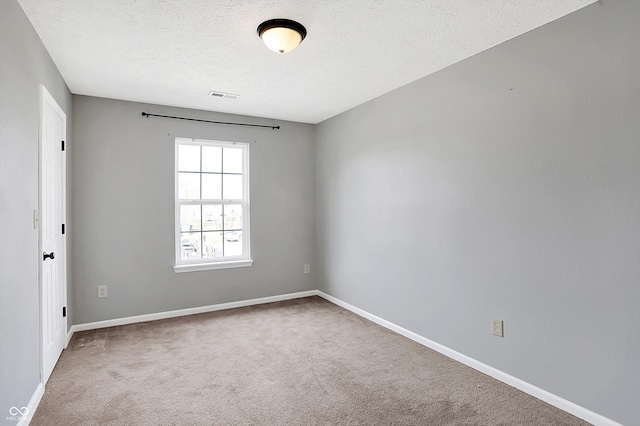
[[178, 172, 200, 199], [203, 232, 223, 258], [201, 174, 222, 200], [224, 231, 243, 256], [222, 174, 243, 199], [202, 146, 222, 173], [178, 145, 200, 172], [202, 205, 222, 231], [180, 205, 201, 231], [224, 205, 242, 230], [181, 232, 201, 260], [223, 147, 243, 173]]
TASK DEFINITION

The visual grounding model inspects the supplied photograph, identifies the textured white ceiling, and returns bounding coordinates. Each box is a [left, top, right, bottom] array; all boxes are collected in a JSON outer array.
[[17, 0, 596, 124]]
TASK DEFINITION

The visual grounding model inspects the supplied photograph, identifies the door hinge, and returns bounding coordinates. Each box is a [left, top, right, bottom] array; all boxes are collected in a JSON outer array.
[[63, 307, 67, 318], [61, 140, 65, 151], [62, 224, 65, 234]]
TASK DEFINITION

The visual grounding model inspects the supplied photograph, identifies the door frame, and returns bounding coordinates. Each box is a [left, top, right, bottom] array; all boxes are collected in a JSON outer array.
[[38, 84, 68, 384]]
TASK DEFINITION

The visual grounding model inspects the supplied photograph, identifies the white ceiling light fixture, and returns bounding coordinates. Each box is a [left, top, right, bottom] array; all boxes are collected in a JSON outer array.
[[257, 19, 307, 54]]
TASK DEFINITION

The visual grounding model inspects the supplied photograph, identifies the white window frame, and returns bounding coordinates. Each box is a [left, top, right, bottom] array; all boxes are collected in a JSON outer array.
[[173, 137, 252, 273]]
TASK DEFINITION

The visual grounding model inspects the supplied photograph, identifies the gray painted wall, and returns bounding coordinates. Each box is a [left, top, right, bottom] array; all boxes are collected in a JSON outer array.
[[315, 1, 639, 425], [72, 96, 315, 324], [0, 0, 73, 419]]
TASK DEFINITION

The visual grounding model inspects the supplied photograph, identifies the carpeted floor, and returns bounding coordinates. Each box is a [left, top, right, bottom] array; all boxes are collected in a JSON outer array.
[[32, 296, 589, 425]]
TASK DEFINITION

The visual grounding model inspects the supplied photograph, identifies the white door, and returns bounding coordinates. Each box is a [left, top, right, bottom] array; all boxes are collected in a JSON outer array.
[[40, 86, 67, 384]]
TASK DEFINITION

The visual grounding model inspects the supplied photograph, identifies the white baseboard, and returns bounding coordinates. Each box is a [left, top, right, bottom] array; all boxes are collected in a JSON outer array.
[[315, 290, 621, 426], [66, 326, 74, 347], [68, 290, 318, 338], [15, 382, 44, 426]]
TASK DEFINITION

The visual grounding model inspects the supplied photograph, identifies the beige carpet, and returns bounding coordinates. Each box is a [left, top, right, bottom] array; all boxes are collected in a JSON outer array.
[[32, 296, 589, 425]]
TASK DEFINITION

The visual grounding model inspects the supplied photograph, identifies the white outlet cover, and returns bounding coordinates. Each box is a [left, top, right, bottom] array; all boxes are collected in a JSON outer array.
[[492, 319, 504, 337], [97, 285, 107, 298]]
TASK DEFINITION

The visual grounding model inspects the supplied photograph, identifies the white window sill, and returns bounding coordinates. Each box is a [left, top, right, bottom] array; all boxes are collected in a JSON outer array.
[[174, 259, 253, 273]]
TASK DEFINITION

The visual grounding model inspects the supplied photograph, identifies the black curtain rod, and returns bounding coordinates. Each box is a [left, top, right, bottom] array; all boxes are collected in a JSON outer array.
[[141, 112, 280, 130]]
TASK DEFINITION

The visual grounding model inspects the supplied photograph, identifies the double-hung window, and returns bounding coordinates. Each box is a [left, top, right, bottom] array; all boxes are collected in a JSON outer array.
[[174, 138, 251, 272]]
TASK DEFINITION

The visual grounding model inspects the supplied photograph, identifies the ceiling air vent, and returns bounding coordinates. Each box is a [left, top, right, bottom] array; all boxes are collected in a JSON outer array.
[[208, 91, 239, 99]]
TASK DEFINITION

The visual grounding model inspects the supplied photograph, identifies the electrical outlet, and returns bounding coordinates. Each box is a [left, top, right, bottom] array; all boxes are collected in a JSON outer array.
[[304, 264, 310, 274], [492, 318, 504, 337], [97, 285, 108, 299]]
